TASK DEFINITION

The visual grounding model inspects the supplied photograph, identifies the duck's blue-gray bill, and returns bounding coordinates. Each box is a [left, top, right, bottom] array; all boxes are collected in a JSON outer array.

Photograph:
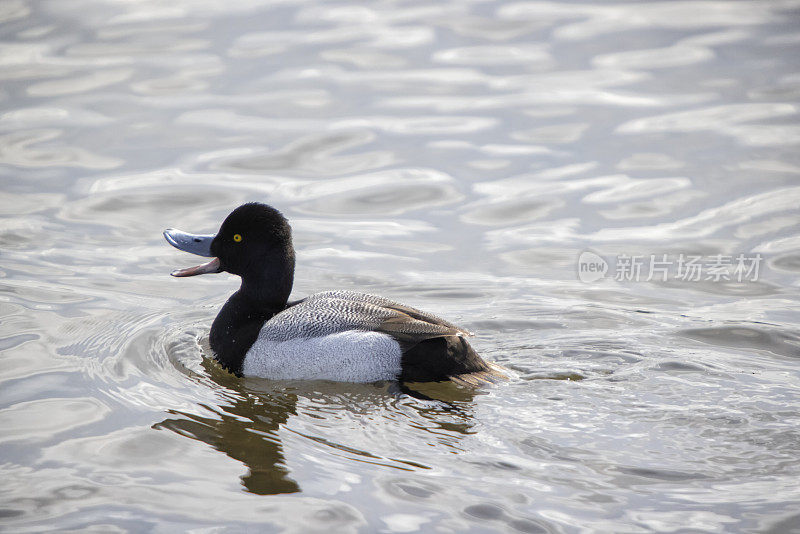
[[163, 228, 215, 257], [164, 228, 221, 277]]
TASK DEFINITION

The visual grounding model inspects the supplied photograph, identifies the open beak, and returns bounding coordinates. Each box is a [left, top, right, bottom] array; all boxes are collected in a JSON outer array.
[[163, 228, 222, 277]]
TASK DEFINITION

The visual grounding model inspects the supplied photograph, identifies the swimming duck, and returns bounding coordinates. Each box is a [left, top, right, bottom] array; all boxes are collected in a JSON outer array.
[[164, 202, 503, 384]]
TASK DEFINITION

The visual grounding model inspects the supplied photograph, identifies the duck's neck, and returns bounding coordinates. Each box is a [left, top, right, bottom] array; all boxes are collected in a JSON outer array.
[[209, 253, 295, 375]]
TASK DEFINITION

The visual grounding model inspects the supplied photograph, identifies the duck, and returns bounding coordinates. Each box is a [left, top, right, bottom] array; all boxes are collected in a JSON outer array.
[[164, 202, 504, 385]]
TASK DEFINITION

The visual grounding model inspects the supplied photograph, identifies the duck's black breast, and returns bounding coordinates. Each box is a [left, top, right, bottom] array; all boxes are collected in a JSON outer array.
[[209, 292, 304, 375], [209, 307, 267, 376]]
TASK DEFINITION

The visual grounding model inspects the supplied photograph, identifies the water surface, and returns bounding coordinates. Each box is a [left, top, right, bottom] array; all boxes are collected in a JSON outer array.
[[2, 0, 800, 532]]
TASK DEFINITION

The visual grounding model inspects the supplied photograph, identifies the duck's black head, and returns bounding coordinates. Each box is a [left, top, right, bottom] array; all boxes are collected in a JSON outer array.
[[164, 202, 296, 308]]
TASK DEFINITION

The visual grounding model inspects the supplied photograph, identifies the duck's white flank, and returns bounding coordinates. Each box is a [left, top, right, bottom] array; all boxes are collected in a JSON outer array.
[[242, 330, 402, 382]]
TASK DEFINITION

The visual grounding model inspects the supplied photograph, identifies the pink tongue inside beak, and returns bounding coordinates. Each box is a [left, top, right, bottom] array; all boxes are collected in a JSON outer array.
[[170, 257, 221, 277]]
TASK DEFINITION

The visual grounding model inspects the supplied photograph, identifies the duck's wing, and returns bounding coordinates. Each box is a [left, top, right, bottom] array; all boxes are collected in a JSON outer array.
[[312, 291, 471, 334], [260, 291, 471, 348]]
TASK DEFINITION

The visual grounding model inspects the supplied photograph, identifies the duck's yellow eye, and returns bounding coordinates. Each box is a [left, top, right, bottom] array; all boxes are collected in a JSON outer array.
[[233, 233, 242, 242]]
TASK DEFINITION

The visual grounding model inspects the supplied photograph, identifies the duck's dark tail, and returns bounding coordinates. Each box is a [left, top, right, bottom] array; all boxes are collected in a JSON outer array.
[[399, 335, 507, 385], [449, 361, 508, 386]]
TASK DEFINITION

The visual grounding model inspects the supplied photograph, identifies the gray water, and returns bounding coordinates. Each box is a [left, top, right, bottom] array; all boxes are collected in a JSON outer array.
[[2, 0, 800, 532]]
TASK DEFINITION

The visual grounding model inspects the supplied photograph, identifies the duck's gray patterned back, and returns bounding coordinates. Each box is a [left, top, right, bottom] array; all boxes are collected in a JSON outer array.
[[259, 290, 467, 342]]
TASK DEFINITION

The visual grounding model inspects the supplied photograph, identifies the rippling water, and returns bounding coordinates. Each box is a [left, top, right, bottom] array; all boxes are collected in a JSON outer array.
[[2, 0, 800, 531]]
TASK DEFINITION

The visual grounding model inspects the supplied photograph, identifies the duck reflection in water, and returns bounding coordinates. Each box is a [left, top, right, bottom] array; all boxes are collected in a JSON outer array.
[[153, 352, 484, 496]]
